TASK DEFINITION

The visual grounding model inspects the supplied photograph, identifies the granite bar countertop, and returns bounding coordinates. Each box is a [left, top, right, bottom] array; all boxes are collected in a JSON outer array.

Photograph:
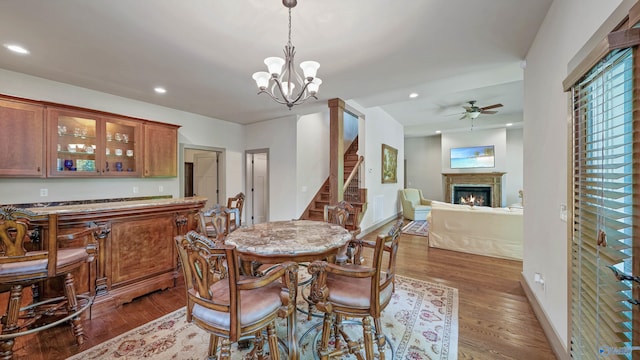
[[22, 196, 208, 215]]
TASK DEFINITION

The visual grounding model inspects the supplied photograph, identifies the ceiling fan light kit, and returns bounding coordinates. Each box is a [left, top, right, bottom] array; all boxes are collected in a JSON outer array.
[[459, 100, 503, 120], [252, 0, 321, 109]]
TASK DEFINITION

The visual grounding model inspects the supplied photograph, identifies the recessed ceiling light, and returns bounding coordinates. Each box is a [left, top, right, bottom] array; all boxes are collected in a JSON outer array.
[[154, 87, 167, 94], [435, 130, 442, 134], [506, 123, 513, 127], [409, 92, 419, 99], [4, 44, 29, 55]]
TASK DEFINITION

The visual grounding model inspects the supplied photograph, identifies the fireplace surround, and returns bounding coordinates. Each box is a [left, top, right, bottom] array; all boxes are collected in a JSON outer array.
[[443, 172, 505, 207]]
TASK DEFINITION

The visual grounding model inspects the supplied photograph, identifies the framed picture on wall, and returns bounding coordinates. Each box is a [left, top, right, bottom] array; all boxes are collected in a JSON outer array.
[[381, 144, 398, 183]]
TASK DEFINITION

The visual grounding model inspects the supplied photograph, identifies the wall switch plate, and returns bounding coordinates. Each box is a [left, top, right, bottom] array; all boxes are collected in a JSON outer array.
[[133, 186, 139, 194], [40, 188, 48, 197], [158, 185, 164, 193]]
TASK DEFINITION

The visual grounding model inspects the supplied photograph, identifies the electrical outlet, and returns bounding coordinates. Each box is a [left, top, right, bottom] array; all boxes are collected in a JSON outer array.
[[40, 188, 48, 197], [534, 272, 545, 290], [560, 203, 567, 222], [133, 186, 139, 194], [158, 185, 164, 193]]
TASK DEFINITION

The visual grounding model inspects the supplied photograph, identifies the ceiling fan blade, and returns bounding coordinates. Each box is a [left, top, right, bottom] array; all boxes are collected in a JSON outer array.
[[480, 110, 498, 115], [459, 114, 468, 120], [480, 103, 503, 111]]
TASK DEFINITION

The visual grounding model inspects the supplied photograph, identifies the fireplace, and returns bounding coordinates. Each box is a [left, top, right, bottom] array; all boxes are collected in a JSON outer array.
[[442, 172, 505, 207], [453, 185, 491, 206]]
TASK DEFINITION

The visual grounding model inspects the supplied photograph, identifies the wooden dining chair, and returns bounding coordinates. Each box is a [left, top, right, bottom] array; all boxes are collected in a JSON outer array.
[[323, 200, 362, 263], [0, 207, 104, 359], [175, 230, 298, 359], [198, 204, 236, 242], [307, 218, 403, 360], [226, 192, 245, 232]]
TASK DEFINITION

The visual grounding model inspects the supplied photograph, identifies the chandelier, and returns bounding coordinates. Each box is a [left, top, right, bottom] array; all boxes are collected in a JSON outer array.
[[252, 0, 321, 109]]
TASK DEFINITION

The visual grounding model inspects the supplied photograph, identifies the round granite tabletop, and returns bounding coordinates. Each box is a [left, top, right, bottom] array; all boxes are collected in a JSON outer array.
[[225, 219, 352, 256]]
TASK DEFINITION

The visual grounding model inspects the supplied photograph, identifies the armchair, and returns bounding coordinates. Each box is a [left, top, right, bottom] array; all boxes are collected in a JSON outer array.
[[399, 188, 432, 220], [175, 230, 298, 359], [307, 218, 403, 360]]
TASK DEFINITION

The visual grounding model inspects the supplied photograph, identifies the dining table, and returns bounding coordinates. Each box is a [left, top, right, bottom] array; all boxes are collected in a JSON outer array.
[[225, 219, 353, 360]]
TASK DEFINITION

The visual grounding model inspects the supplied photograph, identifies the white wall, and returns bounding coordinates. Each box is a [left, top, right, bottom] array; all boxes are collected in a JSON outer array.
[[441, 128, 507, 174], [404, 135, 443, 201], [296, 111, 330, 215], [245, 115, 298, 221], [0, 69, 245, 205], [348, 102, 405, 234], [523, 0, 630, 352]]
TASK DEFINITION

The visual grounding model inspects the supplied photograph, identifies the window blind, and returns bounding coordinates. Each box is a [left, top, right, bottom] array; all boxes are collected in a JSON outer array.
[[571, 47, 636, 359]]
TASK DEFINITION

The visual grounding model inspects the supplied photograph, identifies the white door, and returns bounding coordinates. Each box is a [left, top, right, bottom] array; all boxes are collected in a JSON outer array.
[[246, 151, 268, 225], [194, 152, 218, 209]]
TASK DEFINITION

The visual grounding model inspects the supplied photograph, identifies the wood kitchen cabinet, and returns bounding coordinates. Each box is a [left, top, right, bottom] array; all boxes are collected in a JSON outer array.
[[0, 98, 45, 177], [47, 107, 142, 177], [0, 94, 180, 178], [143, 123, 178, 177]]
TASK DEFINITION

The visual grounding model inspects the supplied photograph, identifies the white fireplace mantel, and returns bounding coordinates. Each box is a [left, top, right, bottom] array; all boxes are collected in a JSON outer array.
[[442, 172, 505, 207]]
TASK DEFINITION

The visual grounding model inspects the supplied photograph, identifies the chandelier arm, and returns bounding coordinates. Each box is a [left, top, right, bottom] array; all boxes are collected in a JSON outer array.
[[257, 89, 291, 106], [285, 80, 314, 105], [271, 77, 293, 103]]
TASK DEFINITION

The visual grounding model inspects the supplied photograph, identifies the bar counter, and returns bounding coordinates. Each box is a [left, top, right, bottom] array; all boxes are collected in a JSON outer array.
[[22, 196, 207, 317]]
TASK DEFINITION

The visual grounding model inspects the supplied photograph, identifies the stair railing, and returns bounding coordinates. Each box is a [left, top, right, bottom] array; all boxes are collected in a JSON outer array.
[[343, 156, 364, 203]]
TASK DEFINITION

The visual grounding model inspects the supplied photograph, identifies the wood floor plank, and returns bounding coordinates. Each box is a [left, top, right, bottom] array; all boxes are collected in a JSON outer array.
[[8, 219, 556, 359]]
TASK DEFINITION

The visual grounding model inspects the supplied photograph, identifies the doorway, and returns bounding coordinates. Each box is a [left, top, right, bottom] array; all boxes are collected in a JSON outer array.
[[180, 144, 225, 210], [245, 149, 269, 225]]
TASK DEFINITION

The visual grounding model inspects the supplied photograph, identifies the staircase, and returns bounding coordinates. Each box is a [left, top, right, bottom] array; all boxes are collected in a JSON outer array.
[[300, 138, 367, 226]]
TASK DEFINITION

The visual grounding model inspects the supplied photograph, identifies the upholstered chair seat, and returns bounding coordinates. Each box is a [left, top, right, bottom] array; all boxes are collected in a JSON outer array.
[[0, 248, 89, 281], [323, 271, 393, 309], [192, 279, 283, 329]]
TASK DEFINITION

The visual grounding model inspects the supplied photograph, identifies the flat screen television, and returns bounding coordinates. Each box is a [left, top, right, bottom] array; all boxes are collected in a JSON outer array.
[[450, 145, 495, 169]]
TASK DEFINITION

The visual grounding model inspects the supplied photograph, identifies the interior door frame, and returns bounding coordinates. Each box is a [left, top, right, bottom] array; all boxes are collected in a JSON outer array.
[[245, 148, 269, 225], [179, 143, 226, 206]]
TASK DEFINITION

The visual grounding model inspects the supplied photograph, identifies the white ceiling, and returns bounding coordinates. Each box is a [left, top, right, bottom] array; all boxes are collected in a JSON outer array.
[[0, 0, 552, 137]]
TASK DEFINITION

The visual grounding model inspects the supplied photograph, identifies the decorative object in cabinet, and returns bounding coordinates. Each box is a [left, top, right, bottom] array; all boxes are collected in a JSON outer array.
[[104, 117, 141, 176], [47, 108, 141, 177], [0, 97, 45, 177]]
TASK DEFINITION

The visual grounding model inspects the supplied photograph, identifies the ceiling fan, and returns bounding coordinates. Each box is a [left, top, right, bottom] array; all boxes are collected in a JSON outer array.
[[459, 100, 503, 120]]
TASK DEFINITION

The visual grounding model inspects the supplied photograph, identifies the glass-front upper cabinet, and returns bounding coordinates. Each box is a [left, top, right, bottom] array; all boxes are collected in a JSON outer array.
[[103, 116, 141, 176], [47, 108, 141, 177]]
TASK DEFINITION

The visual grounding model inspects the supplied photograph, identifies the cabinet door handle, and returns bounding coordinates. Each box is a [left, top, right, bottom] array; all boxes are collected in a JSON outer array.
[[37, 166, 40, 172]]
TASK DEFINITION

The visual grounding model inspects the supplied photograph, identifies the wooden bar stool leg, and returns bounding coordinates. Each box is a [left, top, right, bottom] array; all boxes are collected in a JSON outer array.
[[0, 285, 23, 360], [63, 273, 84, 345], [266, 322, 279, 359], [0, 339, 14, 360]]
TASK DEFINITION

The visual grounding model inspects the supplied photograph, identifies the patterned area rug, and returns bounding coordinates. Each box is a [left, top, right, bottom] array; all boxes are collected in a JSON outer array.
[[69, 275, 457, 360], [402, 220, 429, 237]]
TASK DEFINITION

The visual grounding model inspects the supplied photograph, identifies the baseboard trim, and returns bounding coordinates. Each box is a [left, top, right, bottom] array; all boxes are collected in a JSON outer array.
[[519, 273, 570, 360]]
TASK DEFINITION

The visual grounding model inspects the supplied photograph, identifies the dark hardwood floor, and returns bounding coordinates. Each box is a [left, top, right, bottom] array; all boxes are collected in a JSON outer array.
[[10, 219, 556, 359]]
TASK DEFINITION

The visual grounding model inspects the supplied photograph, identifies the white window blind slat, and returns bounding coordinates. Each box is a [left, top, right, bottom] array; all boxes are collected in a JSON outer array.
[[571, 47, 635, 359]]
